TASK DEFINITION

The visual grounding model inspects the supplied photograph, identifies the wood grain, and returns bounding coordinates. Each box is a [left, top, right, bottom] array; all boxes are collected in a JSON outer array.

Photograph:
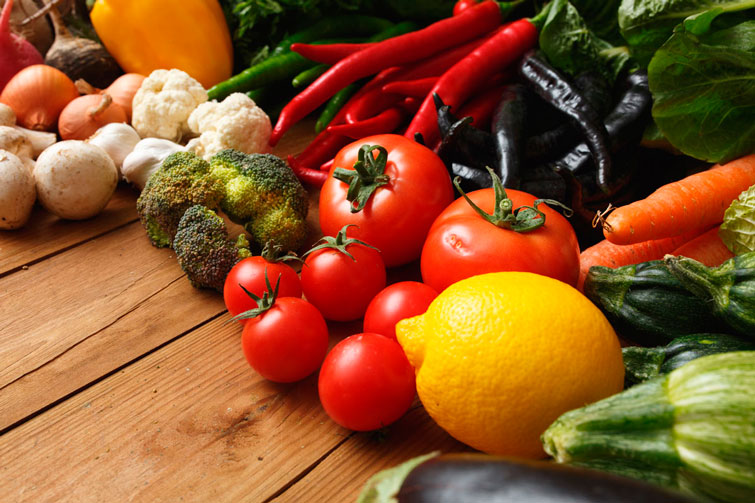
[[273, 405, 469, 502], [0, 221, 227, 430], [0, 316, 353, 503], [0, 185, 138, 276]]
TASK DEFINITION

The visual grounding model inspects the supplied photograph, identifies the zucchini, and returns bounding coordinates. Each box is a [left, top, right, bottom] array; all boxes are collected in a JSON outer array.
[[665, 252, 755, 338], [357, 452, 698, 503], [583, 260, 729, 345], [542, 352, 755, 503], [623, 334, 755, 386]]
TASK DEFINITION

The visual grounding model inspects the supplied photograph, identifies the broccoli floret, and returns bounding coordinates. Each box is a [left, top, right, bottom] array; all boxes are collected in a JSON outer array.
[[209, 149, 309, 252], [136, 151, 225, 247], [173, 205, 252, 291]]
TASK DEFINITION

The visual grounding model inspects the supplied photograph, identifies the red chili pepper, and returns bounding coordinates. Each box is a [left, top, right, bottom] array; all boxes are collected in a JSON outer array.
[[320, 158, 334, 171], [404, 18, 538, 146], [291, 42, 373, 65], [456, 83, 506, 130], [287, 154, 329, 187], [382, 76, 439, 98], [327, 106, 407, 139], [270, 0, 503, 145]]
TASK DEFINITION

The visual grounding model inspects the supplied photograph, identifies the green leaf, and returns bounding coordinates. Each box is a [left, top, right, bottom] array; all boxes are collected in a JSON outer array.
[[648, 19, 755, 163], [618, 0, 755, 66], [569, 0, 624, 45], [720, 183, 755, 254], [539, 0, 633, 84]]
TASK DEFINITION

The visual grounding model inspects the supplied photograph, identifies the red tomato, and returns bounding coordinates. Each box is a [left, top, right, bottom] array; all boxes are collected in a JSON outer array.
[[319, 134, 454, 268], [421, 188, 580, 292], [363, 281, 438, 341], [241, 297, 328, 383], [224, 257, 302, 323], [301, 236, 386, 322], [318, 333, 416, 431], [453, 0, 482, 16]]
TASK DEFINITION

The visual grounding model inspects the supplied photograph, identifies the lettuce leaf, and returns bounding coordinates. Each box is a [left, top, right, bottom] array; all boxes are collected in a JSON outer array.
[[648, 17, 755, 163], [720, 183, 755, 254]]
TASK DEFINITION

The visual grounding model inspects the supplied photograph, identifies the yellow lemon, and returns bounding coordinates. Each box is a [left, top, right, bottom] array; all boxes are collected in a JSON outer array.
[[396, 271, 623, 458]]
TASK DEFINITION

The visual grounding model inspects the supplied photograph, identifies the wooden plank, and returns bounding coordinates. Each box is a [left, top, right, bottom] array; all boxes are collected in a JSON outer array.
[[273, 406, 469, 502], [0, 221, 228, 430], [0, 316, 353, 503], [0, 185, 138, 276]]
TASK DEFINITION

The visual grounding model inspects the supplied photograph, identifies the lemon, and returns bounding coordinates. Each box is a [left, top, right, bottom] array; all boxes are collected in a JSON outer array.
[[396, 271, 623, 458]]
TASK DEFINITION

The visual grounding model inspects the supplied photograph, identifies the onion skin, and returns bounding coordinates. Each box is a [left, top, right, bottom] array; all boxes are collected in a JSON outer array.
[[58, 93, 127, 141], [0, 64, 78, 131], [105, 73, 145, 120], [0, 0, 44, 91]]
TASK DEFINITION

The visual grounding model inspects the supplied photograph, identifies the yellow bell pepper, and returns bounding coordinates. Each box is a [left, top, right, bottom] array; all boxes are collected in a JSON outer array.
[[90, 0, 233, 89]]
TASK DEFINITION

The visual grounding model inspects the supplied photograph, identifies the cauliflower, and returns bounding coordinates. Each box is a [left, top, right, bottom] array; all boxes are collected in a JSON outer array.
[[186, 93, 271, 160], [131, 69, 208, 142]]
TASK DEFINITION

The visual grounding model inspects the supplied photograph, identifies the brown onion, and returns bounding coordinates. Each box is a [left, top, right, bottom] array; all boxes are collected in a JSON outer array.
[[105, 73, 145, 121], [0, 64, 78, 131], [58, 93, 127, 140]]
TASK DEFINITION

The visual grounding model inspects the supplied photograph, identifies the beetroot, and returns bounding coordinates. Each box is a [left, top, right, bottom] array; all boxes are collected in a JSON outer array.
[[0, 0, 44, 91]]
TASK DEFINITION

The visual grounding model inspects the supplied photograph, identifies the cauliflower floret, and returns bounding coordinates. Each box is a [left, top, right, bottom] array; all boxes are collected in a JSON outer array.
[[131, 69, 208, 142], [185, 93, 272, 160]]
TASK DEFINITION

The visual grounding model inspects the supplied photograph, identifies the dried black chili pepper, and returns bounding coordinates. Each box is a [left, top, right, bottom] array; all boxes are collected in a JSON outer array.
[[491, 83, 528, 189]]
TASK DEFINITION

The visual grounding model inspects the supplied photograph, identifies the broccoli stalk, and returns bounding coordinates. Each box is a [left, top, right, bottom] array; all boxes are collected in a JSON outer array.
[[173, 205, 252, 291], [209, 150, 310, 252], [136, 151, 225, 247]]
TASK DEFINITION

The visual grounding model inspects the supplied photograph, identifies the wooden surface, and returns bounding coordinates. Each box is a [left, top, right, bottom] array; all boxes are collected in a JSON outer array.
[[0, 124, 466, 503]]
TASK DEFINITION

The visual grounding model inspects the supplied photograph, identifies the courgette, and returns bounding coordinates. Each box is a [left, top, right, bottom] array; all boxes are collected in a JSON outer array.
[[583, 260, 729, 345], [542, 352, 755, 503], [623, 333, 755, 386], [665, 252, 755, 338], [357, 452, 698, 503]]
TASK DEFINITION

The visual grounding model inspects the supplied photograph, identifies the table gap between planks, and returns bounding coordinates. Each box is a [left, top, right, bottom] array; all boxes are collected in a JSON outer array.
[[0, 122, 466, 503]]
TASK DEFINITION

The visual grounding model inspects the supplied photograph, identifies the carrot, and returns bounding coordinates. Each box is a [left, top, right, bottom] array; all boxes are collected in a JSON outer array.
[[602, 154, 755, 245], [671, 227, 734, 267], [578, 226, 709, 291]]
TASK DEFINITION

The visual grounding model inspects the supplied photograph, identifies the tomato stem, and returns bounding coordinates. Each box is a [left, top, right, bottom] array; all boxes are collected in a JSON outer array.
[[332, 144, 391, 213], [302, 224, 380, 262], [453, 167, 573, 232], [231, 272, 281, 321]]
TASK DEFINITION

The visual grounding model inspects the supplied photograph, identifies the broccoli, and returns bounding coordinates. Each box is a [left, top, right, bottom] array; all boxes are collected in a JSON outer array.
[[173, 205, 252, 291], [136, 151, 225, 247], [209, 149, 309, 252]]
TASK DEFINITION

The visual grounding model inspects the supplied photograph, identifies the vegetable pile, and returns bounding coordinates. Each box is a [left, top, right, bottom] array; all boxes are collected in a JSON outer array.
[[1, 0, 755, 501]]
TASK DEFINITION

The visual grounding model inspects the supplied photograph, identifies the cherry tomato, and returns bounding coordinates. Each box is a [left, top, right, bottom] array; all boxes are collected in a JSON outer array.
[[224, 257, 302, 323], [453, 0, 481, 16], [319, 134, 454, 268], [318, 333, 416, 431], [241, 297, 328, 383], [363, 281, 438, 340], [301, 233, 386, 322], [421, 188, 580, 292]]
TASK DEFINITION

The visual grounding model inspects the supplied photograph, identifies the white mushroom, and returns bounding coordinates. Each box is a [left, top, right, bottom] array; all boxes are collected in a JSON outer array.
[[0, 149, 36, 230], [34, 141, 118, 220]]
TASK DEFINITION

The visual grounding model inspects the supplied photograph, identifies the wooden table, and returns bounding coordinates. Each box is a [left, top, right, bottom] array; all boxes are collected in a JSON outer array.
[[0, 124, 466, 502]]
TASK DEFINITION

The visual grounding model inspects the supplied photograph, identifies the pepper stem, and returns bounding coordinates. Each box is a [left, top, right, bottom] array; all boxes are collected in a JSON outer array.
[[332, 144, 391, 213], [453, 167, 572, 233]]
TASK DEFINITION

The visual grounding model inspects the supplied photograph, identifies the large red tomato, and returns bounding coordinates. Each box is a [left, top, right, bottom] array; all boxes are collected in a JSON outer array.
[[319, 134, 454, 268], [421, 187, 580, 292]]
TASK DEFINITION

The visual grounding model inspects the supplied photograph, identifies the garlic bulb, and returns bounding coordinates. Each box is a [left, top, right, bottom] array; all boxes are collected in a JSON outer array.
[[121, 138, 186, 190], [87, 123, 141, 175]]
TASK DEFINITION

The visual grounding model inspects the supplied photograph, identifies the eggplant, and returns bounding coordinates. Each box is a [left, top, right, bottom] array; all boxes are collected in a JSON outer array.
[[357, 452, 699, 503]]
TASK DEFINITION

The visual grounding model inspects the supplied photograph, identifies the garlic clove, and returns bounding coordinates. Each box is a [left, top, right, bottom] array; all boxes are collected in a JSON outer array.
[[87, 122, 141, 175]]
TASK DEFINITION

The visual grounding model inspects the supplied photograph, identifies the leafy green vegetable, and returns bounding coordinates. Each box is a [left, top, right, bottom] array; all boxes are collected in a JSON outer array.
[[720, 183, 755, 254], [648, 18, 755, 163], [538, 0, 632, 83], [618, 0, 755, 66], [569, 0, 624, 45]]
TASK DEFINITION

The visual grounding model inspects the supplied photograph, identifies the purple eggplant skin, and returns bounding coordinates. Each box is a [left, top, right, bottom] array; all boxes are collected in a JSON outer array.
[[395, 454, 700, 503]]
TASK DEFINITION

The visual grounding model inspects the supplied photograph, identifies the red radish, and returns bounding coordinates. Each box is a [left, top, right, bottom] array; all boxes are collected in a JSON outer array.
[[0, 0, 44, 91]]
